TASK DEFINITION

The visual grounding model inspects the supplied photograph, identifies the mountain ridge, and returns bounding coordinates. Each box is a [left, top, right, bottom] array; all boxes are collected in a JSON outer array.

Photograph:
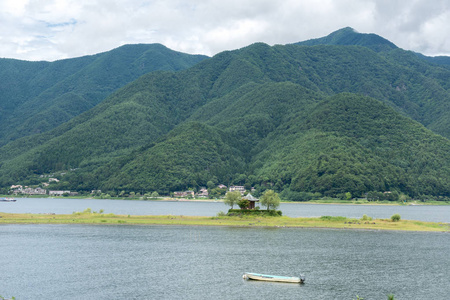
[[0, 29, 449, 200], [295, 27, 398, 52], [0, 44, 208, 146], [296, 26, 450, 66]]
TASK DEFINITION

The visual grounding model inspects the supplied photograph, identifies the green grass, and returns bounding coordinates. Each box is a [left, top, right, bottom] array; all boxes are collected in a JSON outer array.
[[0, 212, 448, 232]]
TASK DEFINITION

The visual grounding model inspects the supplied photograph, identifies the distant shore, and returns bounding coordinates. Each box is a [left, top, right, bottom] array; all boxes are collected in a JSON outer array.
[[1, 212, 448, 232], [2, 195, 449, 205]]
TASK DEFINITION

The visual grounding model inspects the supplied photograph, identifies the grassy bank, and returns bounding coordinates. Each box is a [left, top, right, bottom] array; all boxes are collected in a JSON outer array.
[[0, 211, 448, 232]]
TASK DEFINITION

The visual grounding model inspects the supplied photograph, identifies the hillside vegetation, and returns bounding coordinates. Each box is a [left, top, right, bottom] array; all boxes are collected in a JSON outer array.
[[0, 29, 449, 200], [0, 44, 208, 146]]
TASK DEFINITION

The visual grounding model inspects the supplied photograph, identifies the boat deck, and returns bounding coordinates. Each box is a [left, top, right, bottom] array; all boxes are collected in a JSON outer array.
[[243, 272, 305, 283]]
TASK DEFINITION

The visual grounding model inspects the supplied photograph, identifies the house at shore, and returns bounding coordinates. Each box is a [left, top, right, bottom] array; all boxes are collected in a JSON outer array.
[[13, 186, 47, 195], [242, 193, 259, 209], [49, 190, 70, 196], [174, 191, 195, 198], [217, 184, 227, 189], [229, 185, 245, 195], [197, 188, 209, 197]]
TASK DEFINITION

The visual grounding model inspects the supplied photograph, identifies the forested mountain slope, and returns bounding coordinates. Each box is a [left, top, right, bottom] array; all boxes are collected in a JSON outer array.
[[296, 28, 450, 139], [1, 31, 449, 199], [251, 93, 450, 198], [0, 44, 208, 146], [296, 27, 398, 52]]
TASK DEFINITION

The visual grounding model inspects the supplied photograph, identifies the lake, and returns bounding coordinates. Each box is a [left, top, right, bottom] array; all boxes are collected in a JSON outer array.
[[1, 197, 449, 222], [1, 224, 448, 299], [2, 199, 449, 299]]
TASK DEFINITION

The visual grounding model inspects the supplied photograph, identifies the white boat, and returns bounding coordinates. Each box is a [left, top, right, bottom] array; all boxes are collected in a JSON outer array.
[[243, 272, 305, 283], [0, 197, 16, 202]]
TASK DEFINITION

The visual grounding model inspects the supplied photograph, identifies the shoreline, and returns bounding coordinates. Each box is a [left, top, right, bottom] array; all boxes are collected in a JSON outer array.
[[1, 212, 448, 232], [3, 195, 449, 206]]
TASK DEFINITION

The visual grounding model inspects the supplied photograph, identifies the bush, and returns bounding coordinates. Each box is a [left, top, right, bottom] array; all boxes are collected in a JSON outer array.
[[216, 211, 226, 217], [267, 210, 282, 216], [237, 199, 250, 209], [227, 209, 282, 216], [391, 214, 401, 222], [361, 214, 373, 221], [320, 216, 347, 221]]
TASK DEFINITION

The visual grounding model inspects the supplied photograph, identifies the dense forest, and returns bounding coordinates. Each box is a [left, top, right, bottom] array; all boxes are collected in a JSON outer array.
[[0, 28, 449, 200], [0, 44, 208, 146]]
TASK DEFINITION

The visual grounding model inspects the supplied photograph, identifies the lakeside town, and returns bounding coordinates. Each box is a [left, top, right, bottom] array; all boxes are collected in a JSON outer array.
[[8, 181, 251, 200]]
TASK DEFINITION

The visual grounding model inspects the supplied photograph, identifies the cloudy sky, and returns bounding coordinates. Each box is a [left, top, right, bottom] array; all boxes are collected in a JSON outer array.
[[1, 0, 449, 61]]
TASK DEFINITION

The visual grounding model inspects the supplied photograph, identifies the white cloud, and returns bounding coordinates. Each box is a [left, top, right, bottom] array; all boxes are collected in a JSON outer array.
[[0, 0, 449, 61]]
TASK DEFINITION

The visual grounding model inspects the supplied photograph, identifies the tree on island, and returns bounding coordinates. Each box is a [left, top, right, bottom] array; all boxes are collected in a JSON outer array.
[[260, 189, 280, 210], [224, 191, 241, 209], [238, 199, 250, 209]]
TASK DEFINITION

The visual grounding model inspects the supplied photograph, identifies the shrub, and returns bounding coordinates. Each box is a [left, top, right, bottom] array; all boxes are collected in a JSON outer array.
[[216, 211, 226, 217], [238, 199, 250, 209], [361, 214, 373, 221], [267, 210, 282, 216], [227, 209, 282, 216], [391, 214, 401, 222], [320, 216, 347, 221]]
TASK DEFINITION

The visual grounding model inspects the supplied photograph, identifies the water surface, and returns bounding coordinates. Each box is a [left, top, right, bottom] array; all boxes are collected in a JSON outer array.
[[1, 197, 449, 222], [1, 225, 448, 299]]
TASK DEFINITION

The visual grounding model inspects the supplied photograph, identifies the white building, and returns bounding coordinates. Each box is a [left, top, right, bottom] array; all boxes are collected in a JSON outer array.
[[49, 190, 70, 196], [229, 186, 245, 195]]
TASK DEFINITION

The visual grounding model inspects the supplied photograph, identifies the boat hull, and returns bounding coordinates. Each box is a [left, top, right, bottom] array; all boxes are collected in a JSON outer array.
[[243, 272, 304, 283], [0, 198, 16, 202]]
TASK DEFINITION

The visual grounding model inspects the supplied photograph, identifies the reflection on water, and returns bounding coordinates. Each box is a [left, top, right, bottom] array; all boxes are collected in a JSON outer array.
[[1, 197, 449, 222], [1, 225, 449, 299]]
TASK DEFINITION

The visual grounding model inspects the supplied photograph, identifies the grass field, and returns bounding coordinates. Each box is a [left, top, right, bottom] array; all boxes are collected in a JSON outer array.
[[1, 211, 448, 232]]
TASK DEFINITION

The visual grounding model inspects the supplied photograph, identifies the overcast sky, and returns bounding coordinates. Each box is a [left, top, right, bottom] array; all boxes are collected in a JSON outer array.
[[1, 0, 449, 61]]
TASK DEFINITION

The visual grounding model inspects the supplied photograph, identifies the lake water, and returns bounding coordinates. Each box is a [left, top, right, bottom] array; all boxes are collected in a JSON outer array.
[[2, 199, 449, 299], [0, 197, 449, 222], [1, 224, 449, 299]]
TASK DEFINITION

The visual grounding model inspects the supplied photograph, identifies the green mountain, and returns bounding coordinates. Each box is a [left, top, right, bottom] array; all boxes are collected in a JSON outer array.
[[1, 31, 449, 200], [0, 44, 208, 146], [92, 122, 246, 194], [252, 93, 450, 198], [295, 27, 398, 52], [415, 52, 450, 66], [297, 26, 450, 67]]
